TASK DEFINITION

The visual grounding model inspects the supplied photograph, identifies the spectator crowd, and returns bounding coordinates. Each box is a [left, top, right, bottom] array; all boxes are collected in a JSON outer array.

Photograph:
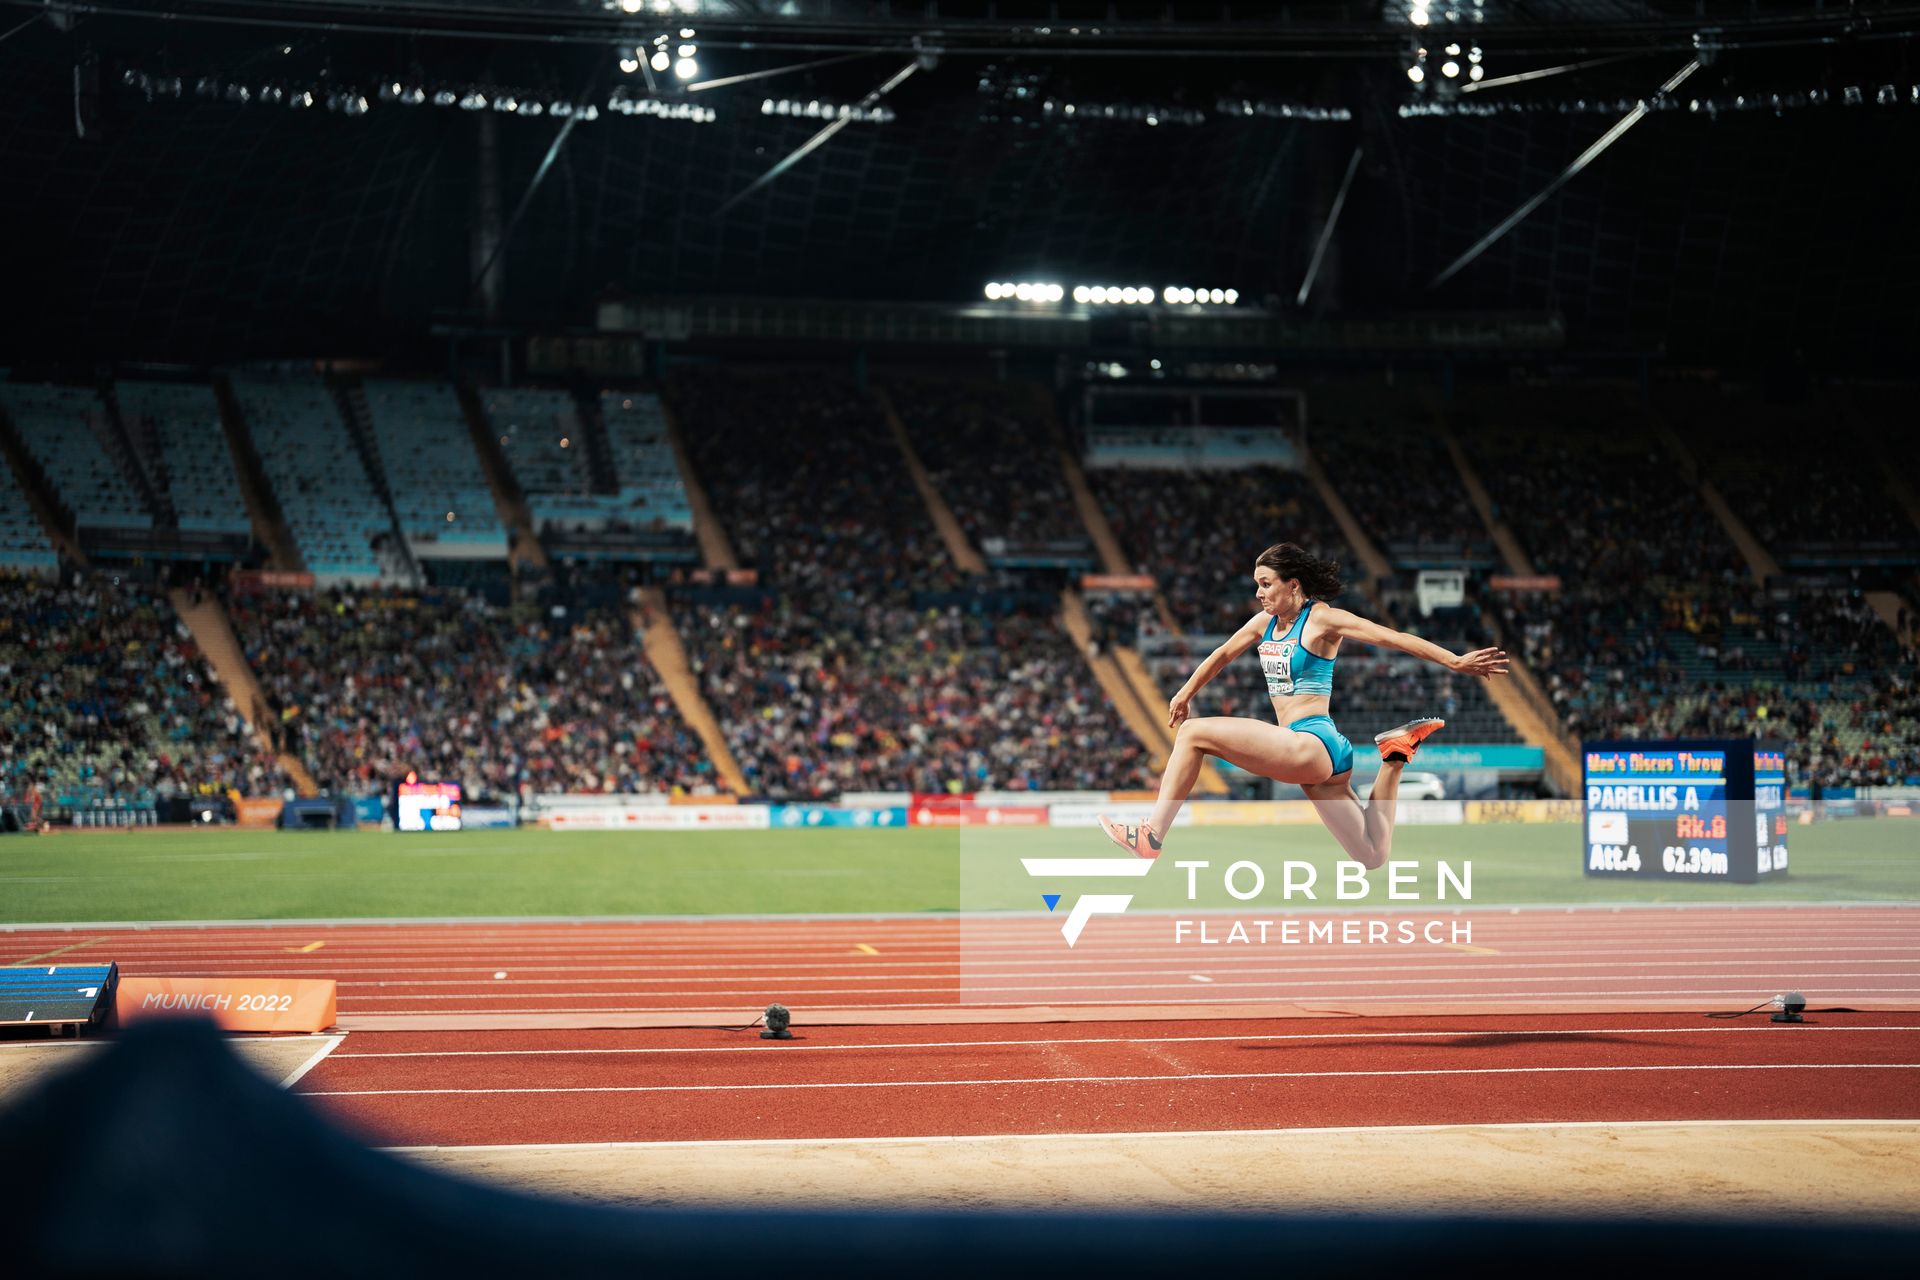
[[0, 570, 288, 809], [228, 586, 718, 800]]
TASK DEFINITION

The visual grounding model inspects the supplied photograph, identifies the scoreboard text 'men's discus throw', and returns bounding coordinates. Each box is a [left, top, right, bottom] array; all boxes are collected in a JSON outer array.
[[1582, 739, 1789, 884]]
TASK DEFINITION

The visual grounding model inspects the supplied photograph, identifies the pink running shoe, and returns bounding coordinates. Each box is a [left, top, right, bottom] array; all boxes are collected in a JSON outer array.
[[1373, 717, 1446, 764], [1097, 814, 1164, 860]]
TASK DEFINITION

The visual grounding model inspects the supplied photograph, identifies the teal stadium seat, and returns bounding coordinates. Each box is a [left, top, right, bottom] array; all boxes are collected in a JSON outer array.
[[232, 374, 392, 582], [0, 384, 153, 533]]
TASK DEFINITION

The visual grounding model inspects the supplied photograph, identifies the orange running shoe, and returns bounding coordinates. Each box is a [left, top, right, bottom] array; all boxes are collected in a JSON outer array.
[[1373, 717, 1446, 763], [1097, 814, 1164, 860]]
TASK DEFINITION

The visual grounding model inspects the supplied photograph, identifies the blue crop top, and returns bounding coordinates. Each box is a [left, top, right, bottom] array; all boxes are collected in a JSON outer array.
[[1257, 601, 1337, 698]]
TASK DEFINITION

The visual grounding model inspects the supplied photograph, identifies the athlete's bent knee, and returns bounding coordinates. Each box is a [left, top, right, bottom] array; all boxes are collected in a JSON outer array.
[[1346, 842, 1385, 871]]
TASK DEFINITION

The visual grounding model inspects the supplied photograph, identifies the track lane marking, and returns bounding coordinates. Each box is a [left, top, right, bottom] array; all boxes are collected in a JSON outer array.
[[380, 1117, 1920, 1154], [334, 988, 1920, 1014], [9, 936, 109, 965], [302, 1061, 1920, 1098], [327, 1025, 1920, 1058], [278, 1034, 347, 1087]]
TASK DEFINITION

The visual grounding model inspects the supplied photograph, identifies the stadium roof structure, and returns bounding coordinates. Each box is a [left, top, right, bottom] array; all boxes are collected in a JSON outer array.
[[3, 0, 1918, 366]]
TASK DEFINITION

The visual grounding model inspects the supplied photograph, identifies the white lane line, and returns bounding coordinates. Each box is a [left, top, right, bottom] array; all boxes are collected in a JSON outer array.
[[331, 973, 1920, 1000], [334, 988, 1920, 1014], [302, 1061, 1920, 1098], [328, 1025, 1920, 1059], [89, 947, 1920, 975], [381, 1117, 1920, 1154], [324, 961, 1920, 989], [9, 901, 1912, 932], [278, 1033, 347, 1087]]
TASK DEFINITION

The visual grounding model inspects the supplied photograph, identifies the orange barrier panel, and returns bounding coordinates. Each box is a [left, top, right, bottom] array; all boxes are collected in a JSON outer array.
[[114, 977, 336, 1033], [234, 797, 284, 829]]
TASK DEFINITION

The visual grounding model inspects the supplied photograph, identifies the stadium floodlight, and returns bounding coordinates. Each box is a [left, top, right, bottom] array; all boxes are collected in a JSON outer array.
[[984, 283, 1002, 299], [1442, 61, 1461, 78], [678, 45, 697, 58], [620, 56, 640, 74], [1445, 43, 1461, 57], [1408, 65, 1425, 83], [1224, 289, 1239, 304], [1014, 283, 1034, 300], [1072, 285, 1091, 303], [1410, 5, 1429, 25], [651, 52, 671, 72], [1160, 286, 1179, 303], [1470, 65, 1484, 81], [618, 0, 643, 11], [1209, 289, 1224, 303], [1469, 46, 1483, 64], [1118, 286, 1137, 304], [674, 58, 699, 80]]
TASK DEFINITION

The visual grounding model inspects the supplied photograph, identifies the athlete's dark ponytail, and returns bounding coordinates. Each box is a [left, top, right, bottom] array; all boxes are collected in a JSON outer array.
[[1256, 542, 1344, 600]]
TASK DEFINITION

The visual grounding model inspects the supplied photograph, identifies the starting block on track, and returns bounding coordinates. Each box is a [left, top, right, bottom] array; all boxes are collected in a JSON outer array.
[[114, 977, 336, 1033], [0, 964, 119, 1034]]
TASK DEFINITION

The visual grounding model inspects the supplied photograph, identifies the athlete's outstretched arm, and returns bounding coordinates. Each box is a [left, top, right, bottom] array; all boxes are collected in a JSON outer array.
[[1316, 607, 1509, 680], [1168, 612, 1267, 727]]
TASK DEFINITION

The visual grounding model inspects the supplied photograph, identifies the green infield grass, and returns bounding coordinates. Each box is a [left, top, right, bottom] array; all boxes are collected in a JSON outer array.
[[0, 819, 1914, 924]]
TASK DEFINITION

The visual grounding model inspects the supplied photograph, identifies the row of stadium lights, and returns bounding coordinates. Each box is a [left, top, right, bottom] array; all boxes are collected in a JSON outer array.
[[1406, 1, 1484, 27], [1399, 83, 1920, 117], [617, 29, 699, 81], [983, 283, 1240, 306], [1408, 43, 1484, 85], [123, 71, 726, 124]]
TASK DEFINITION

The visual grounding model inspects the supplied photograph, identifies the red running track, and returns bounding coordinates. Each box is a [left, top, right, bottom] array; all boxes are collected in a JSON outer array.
[[6, 909, 1917, 1146], [6, 906, 1919, 1022], [294, 1015, 1920, 1146]]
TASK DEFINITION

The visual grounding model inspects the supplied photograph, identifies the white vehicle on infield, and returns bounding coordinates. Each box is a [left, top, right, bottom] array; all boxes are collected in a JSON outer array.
[[1358, 770, 1446, 801]]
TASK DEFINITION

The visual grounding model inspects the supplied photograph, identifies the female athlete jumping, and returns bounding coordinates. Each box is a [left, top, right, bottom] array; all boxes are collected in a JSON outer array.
[[1098, 542, 1508, 867]]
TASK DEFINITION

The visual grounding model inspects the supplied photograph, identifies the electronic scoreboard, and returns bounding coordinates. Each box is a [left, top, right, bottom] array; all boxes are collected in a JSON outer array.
[[395, 779, 463, 832], [1582, 739, 1788, 883]]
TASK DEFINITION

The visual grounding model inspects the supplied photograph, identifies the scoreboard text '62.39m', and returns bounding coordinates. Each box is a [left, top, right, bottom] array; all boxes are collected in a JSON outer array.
[[1582, 739, 1788, 884]]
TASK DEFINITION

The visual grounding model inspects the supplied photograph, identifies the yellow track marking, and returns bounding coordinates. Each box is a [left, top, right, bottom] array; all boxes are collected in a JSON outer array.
[[852, 944, 879, 956], [11, 937, 108, 965], [285, 941, 327, 954], [1445, 943, 1502, 956]]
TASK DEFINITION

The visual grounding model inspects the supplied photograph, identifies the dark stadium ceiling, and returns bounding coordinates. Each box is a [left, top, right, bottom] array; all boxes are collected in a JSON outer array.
[[16, 0, 1920, 53], [3, 0, 1918, 367]]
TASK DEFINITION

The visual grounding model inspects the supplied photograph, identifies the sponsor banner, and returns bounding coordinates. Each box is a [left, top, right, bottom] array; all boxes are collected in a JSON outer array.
[[1467, 798, 1585, 824], [1189, 800, 1323, 826], [772, 805, 909, 829], [1106, 790, 1161, 804], [910, 805, 1050, 828], [1046, 802, 1193, 829], [461, 805, 517, 830], [839, 791, 915, 809], [116, 977, 336, 1033], [1080, 573, 1157, 593], [546, 805, 769, 831], [231, 569, 317, 592], [1417, 744, 1546, 771], [670, 792, 736, 805], [534, 793, 670, 812], [234, 797, 283, 829], [975, 790, 1111, 807], [1396, 799, 1465, 825], [350, 795, 386, 827], [912, 792, 976, 809], [1488, 575, 1563, 591]]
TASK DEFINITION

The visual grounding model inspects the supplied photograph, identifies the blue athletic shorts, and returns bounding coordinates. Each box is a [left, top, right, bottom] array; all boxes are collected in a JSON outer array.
[[1287, 714, 1354, 778]]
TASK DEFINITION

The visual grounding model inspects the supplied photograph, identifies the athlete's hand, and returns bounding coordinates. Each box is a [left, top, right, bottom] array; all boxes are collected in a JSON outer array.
[[1451, 647, 1510, 680], [1168, 690, 1194, 729]]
